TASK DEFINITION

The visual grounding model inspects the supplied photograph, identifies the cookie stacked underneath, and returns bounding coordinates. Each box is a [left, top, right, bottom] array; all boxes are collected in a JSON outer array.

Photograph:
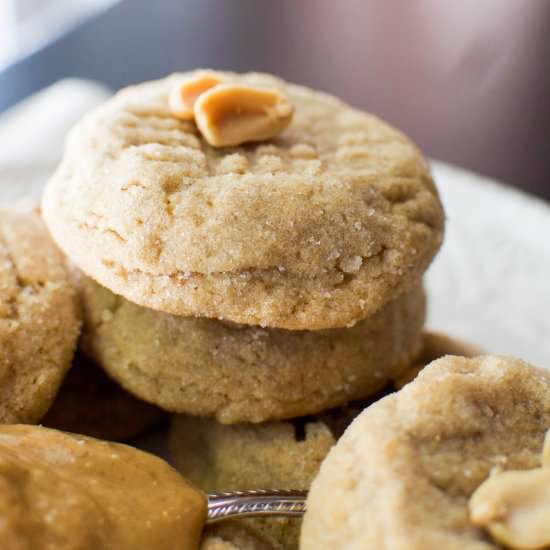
[[41, 71, 445, 549]]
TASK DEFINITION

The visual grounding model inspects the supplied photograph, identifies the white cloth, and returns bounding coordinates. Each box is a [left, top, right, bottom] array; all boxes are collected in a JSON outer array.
[[1, 79, 549, 367]]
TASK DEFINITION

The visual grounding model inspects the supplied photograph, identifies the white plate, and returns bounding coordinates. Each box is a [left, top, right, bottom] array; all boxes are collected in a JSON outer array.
[[427, 161, 550, 368]]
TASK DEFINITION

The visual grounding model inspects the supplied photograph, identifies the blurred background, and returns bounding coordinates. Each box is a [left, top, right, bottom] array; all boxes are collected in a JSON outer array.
[[0, 0, 549, 199]]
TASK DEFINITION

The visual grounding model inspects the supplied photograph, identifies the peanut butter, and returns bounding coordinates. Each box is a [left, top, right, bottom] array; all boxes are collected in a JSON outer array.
[[0, 425, 206, 549]]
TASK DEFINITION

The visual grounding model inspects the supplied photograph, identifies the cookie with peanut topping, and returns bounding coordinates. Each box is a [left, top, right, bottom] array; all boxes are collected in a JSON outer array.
[[0, 209, 80, 424], [170, 332, 480, 550], [79, 274, 424, 423], [42, 70, 443, 330], [301, 356, 550, 549]]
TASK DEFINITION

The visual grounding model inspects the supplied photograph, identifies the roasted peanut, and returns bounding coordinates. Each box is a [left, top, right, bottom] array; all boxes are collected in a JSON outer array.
[[193, 84, 294, 147], [469, 429, 550, 549], [169, 73, 221, 120]]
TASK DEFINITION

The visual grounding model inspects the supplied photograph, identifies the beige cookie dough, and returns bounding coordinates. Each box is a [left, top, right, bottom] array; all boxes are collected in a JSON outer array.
[[0, 425, 206, 549], [0, 209, 80, 424], [301, 355, 550, 549], [43, 351, 165, 441], [79, 275, 425, 423], [42, 70, 444, 330]]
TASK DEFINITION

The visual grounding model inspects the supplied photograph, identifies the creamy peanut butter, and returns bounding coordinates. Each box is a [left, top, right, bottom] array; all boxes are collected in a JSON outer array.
[[0, 425, 206, 549]]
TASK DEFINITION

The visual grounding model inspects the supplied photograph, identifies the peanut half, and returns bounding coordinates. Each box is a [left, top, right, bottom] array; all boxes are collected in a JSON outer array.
[[469, 429, 550, 549], [169, 73, 221, 120], [193, 84, 294, 147]]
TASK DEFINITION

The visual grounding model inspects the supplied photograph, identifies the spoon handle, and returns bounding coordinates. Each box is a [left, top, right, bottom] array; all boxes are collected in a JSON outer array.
[[207, 489, 307, 523]]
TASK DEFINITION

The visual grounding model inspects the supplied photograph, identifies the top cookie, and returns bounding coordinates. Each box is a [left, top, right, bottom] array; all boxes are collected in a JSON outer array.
[[42, 71, 444, 329], [301, 355, 550, 549]]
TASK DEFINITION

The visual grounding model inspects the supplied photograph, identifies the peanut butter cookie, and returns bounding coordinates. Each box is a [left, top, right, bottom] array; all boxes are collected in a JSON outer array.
[[301, 355, 550, 549], [79, 275, 425, 423], [42, 70, 443, 330], [43, 351, 165, 441], [0, 209, 80, 424], [170, 332, 479, 550], [171, 401, 369, 550]]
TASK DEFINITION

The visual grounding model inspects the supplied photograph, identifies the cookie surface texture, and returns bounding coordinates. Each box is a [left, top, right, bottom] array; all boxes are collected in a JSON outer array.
[[42, 70, 443, 329], [301, 355, 550, 549], [80, 275, 425, 423], [0, 209, 80, 423]]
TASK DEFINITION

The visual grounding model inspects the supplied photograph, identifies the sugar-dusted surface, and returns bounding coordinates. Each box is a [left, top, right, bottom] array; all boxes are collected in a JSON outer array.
[[302, 356, 550, 549], [0, 209, 80, 423], [42, 71, 443, 330]]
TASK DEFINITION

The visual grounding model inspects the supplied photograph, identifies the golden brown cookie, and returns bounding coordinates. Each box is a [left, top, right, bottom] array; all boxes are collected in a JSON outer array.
[[171, 402, 369, 550], [301, 356, 550, 549], [42, 70, 444, 330], [43, 351, 166, 441], [80, 275, 425, 423], [0, 209, 80, 424], [0, 425, 205, 549], [169, 332, 480, 493], [170, 333, 480, 550], [170, 403, 367, 493]]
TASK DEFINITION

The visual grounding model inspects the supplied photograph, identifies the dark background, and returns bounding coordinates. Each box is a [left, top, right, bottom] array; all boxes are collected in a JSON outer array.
[[1, 0, 549, 199]]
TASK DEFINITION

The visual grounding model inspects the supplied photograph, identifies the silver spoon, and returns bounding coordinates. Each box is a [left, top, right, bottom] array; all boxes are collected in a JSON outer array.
[[207, 489, 307, 523]]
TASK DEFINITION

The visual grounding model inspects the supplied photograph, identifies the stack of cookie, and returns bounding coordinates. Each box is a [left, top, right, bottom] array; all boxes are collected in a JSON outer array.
[[41, 71, 444, 548]]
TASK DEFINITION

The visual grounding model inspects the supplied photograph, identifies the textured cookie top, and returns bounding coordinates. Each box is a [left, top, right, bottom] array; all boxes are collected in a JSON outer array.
[[0, 209, 80, 423], [301, 356, 550, 549], [43, 70, 443, 329]]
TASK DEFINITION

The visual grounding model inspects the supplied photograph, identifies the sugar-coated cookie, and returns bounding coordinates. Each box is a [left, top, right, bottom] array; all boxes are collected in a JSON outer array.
[[301, 356, 550, 549], [80, 275, 425, 423], [42, 70, 443, 330], [0, 209, 80, 423]]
